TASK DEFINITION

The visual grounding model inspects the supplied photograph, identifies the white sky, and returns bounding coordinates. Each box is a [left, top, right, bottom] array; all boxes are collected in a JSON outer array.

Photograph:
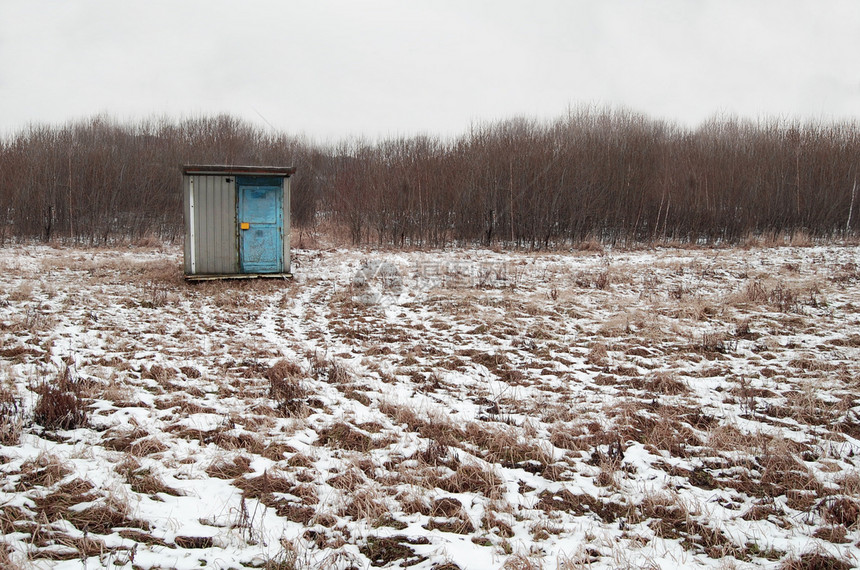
[[1, 0, 859, 141]]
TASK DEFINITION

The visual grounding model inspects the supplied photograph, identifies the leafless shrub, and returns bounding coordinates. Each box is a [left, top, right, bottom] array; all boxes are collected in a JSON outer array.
[[5, 110, 860, 247]]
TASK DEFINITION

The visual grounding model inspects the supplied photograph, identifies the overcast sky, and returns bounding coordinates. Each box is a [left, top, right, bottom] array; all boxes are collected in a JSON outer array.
[[1, 0, 859, 141]]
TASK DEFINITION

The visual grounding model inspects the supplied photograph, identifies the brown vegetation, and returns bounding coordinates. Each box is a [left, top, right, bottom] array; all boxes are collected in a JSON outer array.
[[2, 110, 860, 247]]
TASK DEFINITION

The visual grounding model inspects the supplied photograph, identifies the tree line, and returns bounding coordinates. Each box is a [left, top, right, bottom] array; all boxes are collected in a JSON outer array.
[[1, 109, 858, 247]]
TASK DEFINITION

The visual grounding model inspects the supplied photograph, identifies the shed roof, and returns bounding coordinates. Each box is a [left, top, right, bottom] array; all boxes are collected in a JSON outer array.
[[183, 164, 297, 176]]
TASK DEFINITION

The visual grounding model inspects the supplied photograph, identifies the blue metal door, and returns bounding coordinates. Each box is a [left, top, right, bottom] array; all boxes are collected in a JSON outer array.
[[238, 177, 283, 273]]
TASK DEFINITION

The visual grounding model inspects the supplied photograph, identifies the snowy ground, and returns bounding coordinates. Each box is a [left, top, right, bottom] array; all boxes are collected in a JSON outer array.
[[1, 242, 860, 569]]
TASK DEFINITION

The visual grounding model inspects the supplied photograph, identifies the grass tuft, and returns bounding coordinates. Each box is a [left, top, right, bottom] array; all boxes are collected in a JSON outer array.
[[266, 359, 308, 416], [32, 367, 88, 430]]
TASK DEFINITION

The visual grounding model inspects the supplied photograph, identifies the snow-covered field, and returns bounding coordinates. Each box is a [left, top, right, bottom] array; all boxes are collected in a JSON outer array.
[[2, 242, 860, 569]]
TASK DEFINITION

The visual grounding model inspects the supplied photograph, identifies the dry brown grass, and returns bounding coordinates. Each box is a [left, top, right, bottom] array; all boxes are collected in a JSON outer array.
[[318, 422, 373, 452], [438, 463, 504, 499], [548, 423, 596, 452], [823, 498, 860, 529], [327, 467, 366, 491], [102, 426, 150, 451], [17, 453, 71, 489], [67, 496, 150, 535], [360, 535, 428, 567], [734, 278, 802, 313], [0, 382, 23, 445], [483, 509, 515, 538], [115, 457, 182, 497], [779, 551, 853, 570], [706, 423, 759, 453], [234, 469, 295, 501], [378, 401, 468, 449], [32, 367, 88, 430], [586, 342, 609, 366], [464, 422, 554, 470], [32, 477, 150, 535], [0, 542, 20, 569], [265, 359, 309, 417], [341, 486, 390, 523], [205, 455, 253, 479], [425, 513, 475, 534], [643, 372, 689, 395], [502, 551, 545, 570], [5, 244, 860, 568], [637, 491, 746, 558]]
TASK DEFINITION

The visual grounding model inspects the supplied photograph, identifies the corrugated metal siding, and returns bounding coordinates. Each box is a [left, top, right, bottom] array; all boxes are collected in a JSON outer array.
[[184, 174, 238, 275], [183, 176, 192, 274]]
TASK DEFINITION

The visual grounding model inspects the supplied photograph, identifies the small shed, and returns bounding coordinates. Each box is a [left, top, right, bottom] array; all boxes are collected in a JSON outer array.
[[182, 165, 297, 280]]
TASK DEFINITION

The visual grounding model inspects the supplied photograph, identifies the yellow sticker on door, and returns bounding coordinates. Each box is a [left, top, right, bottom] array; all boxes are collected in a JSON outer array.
[[240, 222, 250, 230]]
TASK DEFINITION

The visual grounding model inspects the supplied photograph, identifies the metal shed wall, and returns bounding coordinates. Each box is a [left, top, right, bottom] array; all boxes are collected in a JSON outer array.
[[183, 174, 239, 275], [282, 176, 292, 273]]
